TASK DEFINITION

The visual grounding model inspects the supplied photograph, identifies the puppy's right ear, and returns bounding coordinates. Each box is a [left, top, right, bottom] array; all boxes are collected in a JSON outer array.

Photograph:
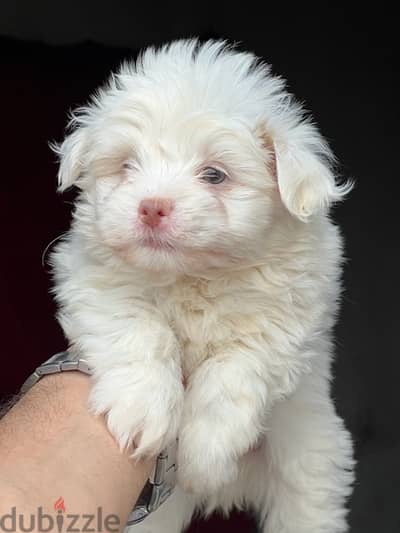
[[52, 127, 87, 192]]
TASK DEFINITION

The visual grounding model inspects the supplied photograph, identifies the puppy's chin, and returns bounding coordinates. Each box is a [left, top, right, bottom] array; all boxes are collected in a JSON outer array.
[[111, 240, 241, 276], [110, 243, 181, 273]]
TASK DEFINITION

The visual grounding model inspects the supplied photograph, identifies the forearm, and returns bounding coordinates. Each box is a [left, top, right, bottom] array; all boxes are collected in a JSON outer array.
[[0, 372, 154, 531]]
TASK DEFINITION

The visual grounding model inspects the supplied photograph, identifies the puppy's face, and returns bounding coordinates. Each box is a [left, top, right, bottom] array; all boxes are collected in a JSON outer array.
[[90, 111, 276, 273], [57, 41, 349, 274]]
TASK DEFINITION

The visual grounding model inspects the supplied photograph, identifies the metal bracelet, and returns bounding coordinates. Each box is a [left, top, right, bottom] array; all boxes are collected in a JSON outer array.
[[20, 351, 92, 393], [127, 442, 178, 525]]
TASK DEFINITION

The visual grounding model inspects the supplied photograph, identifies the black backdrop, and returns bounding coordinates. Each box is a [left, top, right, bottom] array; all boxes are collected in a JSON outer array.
[[1, 3, 399, 532]]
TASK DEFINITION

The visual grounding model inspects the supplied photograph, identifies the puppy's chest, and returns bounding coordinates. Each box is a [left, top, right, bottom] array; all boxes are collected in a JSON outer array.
[[153, 280, 264, 377]]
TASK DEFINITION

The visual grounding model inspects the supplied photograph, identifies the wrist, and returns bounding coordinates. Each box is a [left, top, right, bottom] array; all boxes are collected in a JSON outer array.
[[0, 371, 154, 526]]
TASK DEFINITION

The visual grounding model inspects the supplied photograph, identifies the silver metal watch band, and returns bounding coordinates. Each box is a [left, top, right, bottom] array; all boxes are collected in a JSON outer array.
[[20, 350, 92, 393], [127, 442, 177, 524], [20, 351, 178, 526]]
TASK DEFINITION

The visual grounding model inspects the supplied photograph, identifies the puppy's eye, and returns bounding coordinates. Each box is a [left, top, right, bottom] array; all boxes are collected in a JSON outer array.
[[201, 166, 227, 184], [122, 160, 136, 171]]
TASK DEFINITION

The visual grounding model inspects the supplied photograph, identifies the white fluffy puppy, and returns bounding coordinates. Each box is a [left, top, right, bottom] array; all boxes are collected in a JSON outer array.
[[52, 40, 354, 532]]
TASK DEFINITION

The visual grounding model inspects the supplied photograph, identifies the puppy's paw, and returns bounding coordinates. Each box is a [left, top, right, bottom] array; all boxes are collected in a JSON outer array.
[[177, 421, 239, 495], [89, 364, 184, 458]]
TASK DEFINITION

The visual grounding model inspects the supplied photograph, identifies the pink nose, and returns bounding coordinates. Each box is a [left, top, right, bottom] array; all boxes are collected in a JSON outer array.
[[138, 198, 174, 228]]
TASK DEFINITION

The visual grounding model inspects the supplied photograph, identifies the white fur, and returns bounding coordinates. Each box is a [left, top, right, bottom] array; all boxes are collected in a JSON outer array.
[[51, 40, 354, 532]]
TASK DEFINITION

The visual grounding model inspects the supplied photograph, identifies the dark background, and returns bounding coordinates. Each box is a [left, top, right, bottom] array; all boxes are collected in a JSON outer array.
[[1, 2, 399, 532]]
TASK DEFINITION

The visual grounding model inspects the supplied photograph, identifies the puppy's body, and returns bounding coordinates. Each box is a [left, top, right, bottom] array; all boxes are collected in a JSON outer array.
[[52, 40, 354, 532]]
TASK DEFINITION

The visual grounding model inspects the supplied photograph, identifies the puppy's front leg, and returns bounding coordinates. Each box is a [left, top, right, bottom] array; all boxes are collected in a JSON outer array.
[[62, 303, 184, 458], [177, 345, 271, 494]]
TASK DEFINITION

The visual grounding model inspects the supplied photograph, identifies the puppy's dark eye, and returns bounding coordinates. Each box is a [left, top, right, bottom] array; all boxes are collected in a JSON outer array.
[[201, 167, 227, 184]]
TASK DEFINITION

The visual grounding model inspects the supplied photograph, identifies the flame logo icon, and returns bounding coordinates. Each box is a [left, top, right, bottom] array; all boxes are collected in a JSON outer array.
[[54, 496, 66, 513]]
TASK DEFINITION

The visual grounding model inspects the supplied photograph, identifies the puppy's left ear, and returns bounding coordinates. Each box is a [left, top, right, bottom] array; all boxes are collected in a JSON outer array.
[[52, 126, 88, 192], [263, 129, 352, 221]]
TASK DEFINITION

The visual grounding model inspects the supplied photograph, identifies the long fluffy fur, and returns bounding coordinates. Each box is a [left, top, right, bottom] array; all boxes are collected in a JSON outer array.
[[51, 40, 354, 532]]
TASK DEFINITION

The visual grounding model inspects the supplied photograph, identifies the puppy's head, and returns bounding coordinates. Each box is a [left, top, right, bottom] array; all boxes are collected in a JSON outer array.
[[55, 40, 351, 274]]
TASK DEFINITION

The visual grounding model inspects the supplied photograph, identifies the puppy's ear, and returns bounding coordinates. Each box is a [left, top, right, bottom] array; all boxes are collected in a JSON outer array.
[[52, 127, 88, 192], [263, 130, 352, 221]]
